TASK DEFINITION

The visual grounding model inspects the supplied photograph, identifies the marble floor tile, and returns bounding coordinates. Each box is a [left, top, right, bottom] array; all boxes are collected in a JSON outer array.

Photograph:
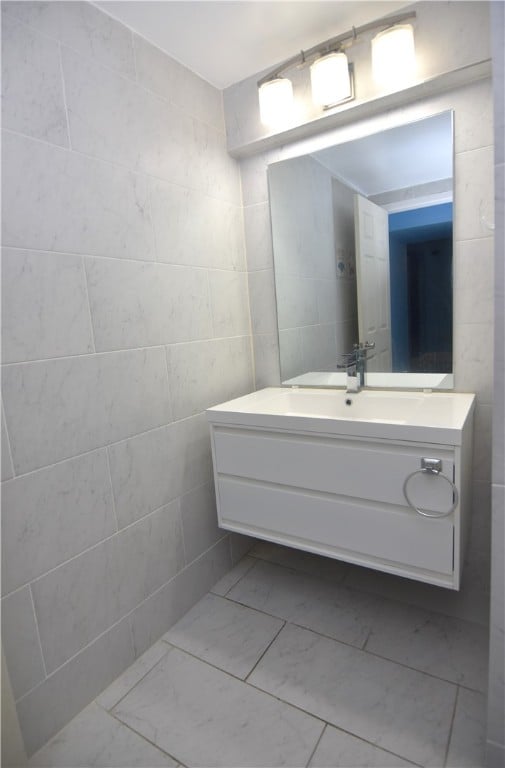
[[28, 702, 176, 767], [113, 646, 324, 767], [163, 593, 283, 679], [96, 640, 170, 711], [365, 599, 489, 692], [446, 688, 487, 768], [211, 555, 256, 596], [309, 724, 416, 767], [249, 623, 456, 767], [250, 541, 349, 582], [228, 559, 380, 648]]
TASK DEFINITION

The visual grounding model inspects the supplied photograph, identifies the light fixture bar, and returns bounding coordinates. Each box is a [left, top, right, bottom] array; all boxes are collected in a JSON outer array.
[[257, 10, 416, 87]]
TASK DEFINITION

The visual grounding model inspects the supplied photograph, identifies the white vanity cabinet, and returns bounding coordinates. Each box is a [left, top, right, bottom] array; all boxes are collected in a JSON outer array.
[[207, 388, 475, 590]]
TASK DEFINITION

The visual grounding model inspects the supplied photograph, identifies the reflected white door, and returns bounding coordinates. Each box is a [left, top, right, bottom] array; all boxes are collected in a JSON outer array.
[[354, 194, 392, 371]]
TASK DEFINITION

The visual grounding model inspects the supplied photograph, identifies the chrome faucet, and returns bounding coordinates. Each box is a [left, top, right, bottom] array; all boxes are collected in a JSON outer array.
[[337, 342, 375, 393]]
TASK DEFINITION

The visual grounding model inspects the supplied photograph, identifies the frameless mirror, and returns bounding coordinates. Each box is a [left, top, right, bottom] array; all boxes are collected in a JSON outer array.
[[268, 110, 454, 389]]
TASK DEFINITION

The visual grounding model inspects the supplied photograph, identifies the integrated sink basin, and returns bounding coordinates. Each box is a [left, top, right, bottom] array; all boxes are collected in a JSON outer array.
[[208, 387, 475, 445]]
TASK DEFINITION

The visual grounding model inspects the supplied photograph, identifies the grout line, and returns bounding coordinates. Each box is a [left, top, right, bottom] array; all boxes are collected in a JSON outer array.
[[28, 584, 48, 678], [210, 556, 257, 597], [221, 574, 484, 692], [58, 42, 73, 151], [305, 723, 327, 768], [245, 620, 286, 682], [443, 685, 460, 767], [1, 397, 17, 480], [0, 246, 248, 272], [1, 125, 240, 207], [105, 706, 183, 766], [80, 256, 97, 354], [97, 646, 173, 714], [104, 447, 120, 533], [1, 333, 252, 367]]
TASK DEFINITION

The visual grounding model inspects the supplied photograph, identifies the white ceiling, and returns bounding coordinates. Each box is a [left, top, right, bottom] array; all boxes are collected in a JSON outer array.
[[96, 1, 408, 89]]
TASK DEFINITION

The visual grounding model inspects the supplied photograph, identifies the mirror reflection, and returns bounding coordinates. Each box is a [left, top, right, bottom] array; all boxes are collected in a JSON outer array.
[[268, 111, 454, 387]]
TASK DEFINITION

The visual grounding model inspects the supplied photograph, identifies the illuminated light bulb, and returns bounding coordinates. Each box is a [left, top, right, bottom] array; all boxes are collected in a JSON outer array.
[[258, 78, 294, 128], [371, 24, 416, 89], [310, 52, 351, 107]]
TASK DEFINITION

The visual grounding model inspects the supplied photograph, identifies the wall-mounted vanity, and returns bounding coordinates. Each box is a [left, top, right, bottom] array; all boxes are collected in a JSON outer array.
[[208, 388, 474, 590]]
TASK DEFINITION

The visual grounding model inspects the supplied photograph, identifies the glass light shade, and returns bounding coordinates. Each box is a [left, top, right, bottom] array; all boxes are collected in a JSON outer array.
[[258, 78, 294, 128], [310, 52, 351, 107], [371, 24, 416, 88]]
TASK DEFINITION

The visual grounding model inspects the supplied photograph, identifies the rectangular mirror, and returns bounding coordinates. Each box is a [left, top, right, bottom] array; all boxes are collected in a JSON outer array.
[[268, 110, 454, 389]]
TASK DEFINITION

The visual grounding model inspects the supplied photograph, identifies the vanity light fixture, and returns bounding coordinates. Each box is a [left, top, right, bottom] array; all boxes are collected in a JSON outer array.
[[257, 10, 416, 128], [258, 77, 294, 128], [310, 52, 352, 108], [371, 24, 416, 88]]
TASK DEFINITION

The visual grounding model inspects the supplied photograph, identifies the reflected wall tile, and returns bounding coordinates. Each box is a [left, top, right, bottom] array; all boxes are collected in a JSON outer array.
[[276, 274, 318, 330], [279, 328, 303, 382], [16, 617, 134, 756], [2, 249, 94, 363], [85, 257, 212, 351], [133, 35, 223, 132], [180, 481, 224, 563], [2, 348, 171, 474], [129, 537, 232, 657], [248, 270, 278, 335], [301, 324, 337, 372], [453, 322, 494, 404], [166, 337, 253, 420], [253, 334, 282, 389], [454, 146, 495, 242], [1, 450, 116, 595], [1, 131, 154, 260], [208, 270, 250, 338], [2, 586, 45, 700], [150, 179, 245, 270], [1, 14, 68, 146], [1, 401, 14, 482], [454, 237, 494, 326], [244, 202, 274, 271]]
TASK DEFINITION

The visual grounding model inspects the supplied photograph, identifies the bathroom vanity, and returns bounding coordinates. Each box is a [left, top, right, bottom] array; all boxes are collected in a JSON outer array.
[[207, 388, 475, 590]]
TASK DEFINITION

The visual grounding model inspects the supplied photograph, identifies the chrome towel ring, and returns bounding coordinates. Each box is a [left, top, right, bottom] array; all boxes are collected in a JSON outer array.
[[403, 457, 458, 518]]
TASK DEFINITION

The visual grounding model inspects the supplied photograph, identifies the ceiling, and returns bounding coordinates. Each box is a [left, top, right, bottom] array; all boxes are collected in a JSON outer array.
[[95, 1, 408, 89]]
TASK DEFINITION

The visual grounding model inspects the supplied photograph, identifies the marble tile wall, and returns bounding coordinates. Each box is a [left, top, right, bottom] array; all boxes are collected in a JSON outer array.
[[487, 2, 505, 764], [238, 76, 495, 626], [1, 0, 253, 754]]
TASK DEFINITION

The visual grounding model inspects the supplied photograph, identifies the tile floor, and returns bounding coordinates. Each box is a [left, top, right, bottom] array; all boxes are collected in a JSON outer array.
[[29, 542, 488, 768]]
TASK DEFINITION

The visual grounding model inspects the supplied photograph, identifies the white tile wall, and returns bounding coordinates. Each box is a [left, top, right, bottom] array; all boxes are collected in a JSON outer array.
[[1, 0, 253, 754]]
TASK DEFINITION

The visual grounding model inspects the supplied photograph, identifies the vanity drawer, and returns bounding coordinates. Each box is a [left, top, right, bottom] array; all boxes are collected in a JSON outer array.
[[213, 427, 455, 514], [217, 476, 454, 576]]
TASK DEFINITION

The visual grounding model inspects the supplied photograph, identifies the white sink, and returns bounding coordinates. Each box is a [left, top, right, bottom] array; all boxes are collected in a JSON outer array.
[[207, 387, 475, 445]]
